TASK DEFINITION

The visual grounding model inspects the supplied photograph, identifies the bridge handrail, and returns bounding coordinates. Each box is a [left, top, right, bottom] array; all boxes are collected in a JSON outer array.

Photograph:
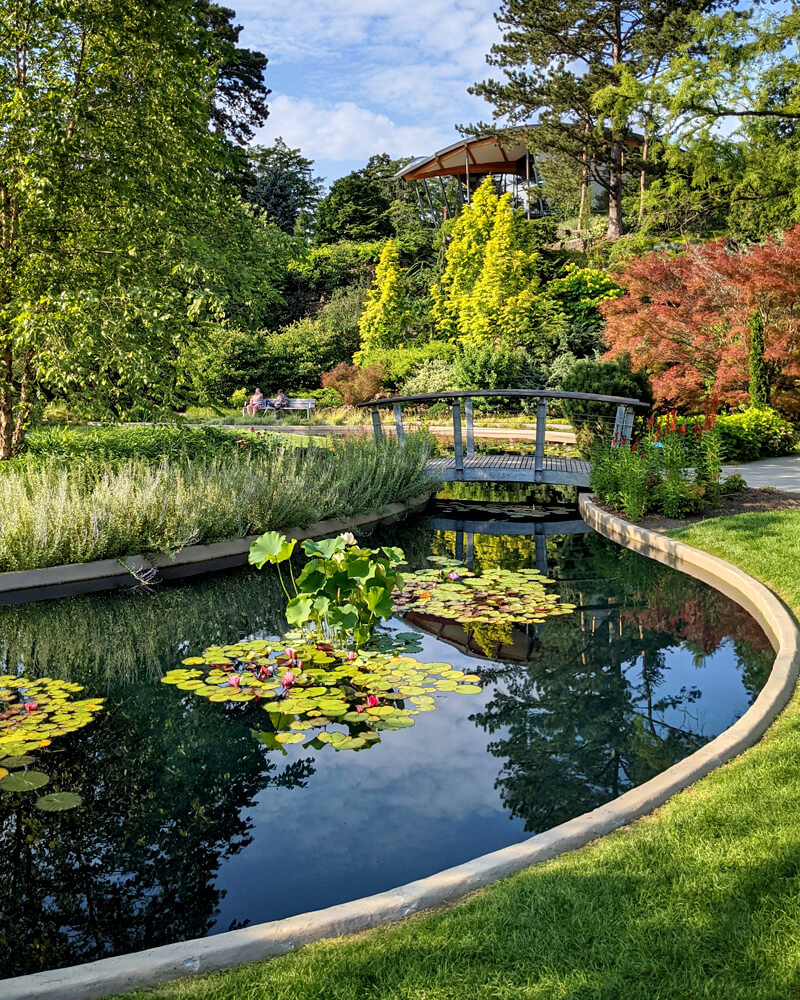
[[356, 389, 650, 409]]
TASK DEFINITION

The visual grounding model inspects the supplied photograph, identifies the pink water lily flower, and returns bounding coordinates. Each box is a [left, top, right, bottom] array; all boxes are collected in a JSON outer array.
[[366, 695, 379, 708], [448, 571, 461, 581], [346, 651, 356, 661], [23, 701, 38, 712], [229, 675, 242, 688], [356, 705, 366, 713], [282, 670, 296, 689], [284, 647, 297, 660]]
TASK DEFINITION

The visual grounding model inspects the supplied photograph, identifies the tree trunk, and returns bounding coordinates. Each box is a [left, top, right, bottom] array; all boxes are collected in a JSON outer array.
[[578, 120, 590, 231], [0, 345, 14, 460], [639, 127, 649, 222], [607, 138, 624, 240]]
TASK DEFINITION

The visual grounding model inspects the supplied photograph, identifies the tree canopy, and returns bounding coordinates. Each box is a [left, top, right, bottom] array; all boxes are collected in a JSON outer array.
[[0, 0, 285, 455]]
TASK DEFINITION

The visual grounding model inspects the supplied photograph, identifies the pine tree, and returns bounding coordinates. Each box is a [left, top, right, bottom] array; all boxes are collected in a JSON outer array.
[[357, 240, 410, 351], [471, 0, 724, 239]]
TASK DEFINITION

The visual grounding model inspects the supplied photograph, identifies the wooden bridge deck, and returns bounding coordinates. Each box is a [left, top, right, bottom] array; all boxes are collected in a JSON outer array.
[[427, 454, 591, 486]]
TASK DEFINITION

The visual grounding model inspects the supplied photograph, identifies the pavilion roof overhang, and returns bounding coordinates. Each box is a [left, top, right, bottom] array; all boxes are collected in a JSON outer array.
[[394, 130, 534, 183], [394, 125, 646, 183]]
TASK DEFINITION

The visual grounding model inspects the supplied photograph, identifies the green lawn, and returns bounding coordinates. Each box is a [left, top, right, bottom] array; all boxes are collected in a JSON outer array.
[[114, 510, 800, 1000]]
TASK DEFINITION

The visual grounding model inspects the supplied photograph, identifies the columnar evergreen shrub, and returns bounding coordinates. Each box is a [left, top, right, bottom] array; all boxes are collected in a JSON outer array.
[[357, 239, 412, 351]]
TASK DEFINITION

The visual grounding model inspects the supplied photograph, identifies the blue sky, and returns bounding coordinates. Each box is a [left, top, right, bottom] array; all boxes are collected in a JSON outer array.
[[232, 1, 503, 186]]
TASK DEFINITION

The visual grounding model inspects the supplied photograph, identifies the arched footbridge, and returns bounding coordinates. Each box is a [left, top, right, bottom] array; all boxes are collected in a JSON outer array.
[[359, 390, 650, 488]]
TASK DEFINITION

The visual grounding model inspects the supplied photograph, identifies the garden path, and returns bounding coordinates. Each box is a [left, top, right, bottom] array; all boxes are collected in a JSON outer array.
[[723, 455, 800, 493]]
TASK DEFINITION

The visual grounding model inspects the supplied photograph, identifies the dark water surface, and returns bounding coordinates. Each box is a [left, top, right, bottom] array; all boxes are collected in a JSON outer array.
[[0, 493, 772, 978]]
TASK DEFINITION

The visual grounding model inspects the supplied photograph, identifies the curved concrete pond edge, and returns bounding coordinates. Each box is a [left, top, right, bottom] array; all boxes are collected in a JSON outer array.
[[0, 493, 433, 606], [5, 495, 800, 1000]]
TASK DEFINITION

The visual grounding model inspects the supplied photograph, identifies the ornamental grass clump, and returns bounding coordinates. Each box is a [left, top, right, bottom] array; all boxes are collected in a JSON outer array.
[[0, 437, 434, 572]]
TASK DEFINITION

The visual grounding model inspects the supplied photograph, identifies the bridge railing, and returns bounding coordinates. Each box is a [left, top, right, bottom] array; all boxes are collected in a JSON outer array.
[[357, 389, 650, 476]]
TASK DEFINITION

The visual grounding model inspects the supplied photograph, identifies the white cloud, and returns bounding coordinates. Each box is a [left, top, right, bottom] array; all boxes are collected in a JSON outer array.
[[234, 0, 500, 66], [253, 95, 450, 163]]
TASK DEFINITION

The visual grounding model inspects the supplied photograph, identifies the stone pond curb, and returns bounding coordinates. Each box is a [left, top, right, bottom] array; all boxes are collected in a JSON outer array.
[[0, 493, 433, 606], [4, 495, 799, 1000]]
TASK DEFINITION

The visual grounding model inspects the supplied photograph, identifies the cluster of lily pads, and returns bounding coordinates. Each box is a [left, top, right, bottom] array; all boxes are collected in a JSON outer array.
[[395, 556, 576, 627], [0, 675, 104, 811], [162, 635, 482, 752]]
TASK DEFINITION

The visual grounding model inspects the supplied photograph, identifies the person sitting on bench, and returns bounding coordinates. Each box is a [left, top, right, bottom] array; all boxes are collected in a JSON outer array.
[[246, 388, 265, 416], [268, 389, 289, 412]]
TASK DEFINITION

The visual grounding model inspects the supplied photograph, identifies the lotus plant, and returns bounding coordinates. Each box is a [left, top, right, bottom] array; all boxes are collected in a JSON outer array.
[[248, 530, 406, 649]]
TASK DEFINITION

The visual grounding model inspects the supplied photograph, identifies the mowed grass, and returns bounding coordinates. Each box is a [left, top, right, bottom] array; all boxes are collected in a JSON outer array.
[[110, 510, 800, 1000]]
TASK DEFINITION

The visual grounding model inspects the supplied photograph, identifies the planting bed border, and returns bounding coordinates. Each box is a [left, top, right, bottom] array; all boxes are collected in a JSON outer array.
[[0, 494, 433, 606], [4, 494, 799, 1000]]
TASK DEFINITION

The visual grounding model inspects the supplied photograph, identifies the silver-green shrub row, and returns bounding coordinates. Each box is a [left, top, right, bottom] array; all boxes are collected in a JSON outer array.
[[0, 437, 434, 573]]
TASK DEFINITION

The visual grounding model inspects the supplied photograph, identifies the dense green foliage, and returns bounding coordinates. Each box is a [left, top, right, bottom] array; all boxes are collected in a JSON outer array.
[[245, 139, 324, 234], [11, 424, 293, 470], [0, 0, 290, 454], [716, 408, 799, 462]]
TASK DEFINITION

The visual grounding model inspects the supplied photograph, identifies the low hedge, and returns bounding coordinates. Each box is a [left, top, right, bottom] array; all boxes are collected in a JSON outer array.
[[715, 408, 798, 462]]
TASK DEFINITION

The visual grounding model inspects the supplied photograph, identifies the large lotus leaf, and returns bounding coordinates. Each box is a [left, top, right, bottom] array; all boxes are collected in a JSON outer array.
[[249, 531, 296, 567], [364, 587, 394, 619], [285, 596, 314, 626], [302, 536, 346, 560], [327, 605, 359, 630]]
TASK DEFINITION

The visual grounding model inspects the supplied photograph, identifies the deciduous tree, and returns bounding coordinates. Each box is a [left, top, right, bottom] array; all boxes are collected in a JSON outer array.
[[602, 227, 800, 411]]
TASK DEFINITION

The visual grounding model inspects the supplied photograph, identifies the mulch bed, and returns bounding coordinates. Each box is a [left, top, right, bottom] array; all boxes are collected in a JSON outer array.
[[592, 487, 800, 532]]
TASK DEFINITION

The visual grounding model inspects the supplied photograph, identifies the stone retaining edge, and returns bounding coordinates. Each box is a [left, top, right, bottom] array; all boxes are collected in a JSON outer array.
[[0, 494, 433, 604], [6, 494, 799, 1000]]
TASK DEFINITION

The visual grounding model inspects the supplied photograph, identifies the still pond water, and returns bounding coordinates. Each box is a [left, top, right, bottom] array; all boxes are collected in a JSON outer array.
[[0, 489, 772, 978]]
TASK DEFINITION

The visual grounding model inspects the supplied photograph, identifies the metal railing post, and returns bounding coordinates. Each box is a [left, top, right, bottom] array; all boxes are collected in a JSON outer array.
[[393, 403, 405, 444], [371, 408, 383, 441], [452, 401, 464, 474], [534, 398, 547, 483], [465, 397, 474, 458], [622, 405, 635, 444], [612, 404, 625, 445]]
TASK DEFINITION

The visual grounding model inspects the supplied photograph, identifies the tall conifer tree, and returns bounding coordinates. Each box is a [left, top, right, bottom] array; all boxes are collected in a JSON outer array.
[[472, 0, 726, 239]]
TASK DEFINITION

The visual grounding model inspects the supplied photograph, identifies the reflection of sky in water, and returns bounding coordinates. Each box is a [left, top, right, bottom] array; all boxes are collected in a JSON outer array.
[[0, 517, 774, 971], [212, 622, 758, 932], [628, 638, 752, 739]]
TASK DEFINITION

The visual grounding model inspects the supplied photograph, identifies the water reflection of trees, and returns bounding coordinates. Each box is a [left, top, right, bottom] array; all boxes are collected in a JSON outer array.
[[0, 687, 314, 978], [0, 564, 289, 689], [470, 533, 773, 834]]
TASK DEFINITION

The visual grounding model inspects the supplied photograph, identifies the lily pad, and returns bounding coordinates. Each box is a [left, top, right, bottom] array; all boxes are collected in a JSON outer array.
[[35, 791, 82, 812], [0, 770, 49, 792]]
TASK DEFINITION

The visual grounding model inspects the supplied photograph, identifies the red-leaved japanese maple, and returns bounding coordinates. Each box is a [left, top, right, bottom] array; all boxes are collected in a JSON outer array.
[[602, 227, 800, 412]]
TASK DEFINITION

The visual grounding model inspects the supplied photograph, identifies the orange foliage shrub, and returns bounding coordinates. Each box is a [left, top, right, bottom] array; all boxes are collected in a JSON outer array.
[[602, 226, 800, 413], [322, 363, 386, 405]]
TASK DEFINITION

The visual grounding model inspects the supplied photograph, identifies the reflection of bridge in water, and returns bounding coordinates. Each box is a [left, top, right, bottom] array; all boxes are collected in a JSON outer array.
[[360, 389, 650, 488], [409, 512, 616, 663]]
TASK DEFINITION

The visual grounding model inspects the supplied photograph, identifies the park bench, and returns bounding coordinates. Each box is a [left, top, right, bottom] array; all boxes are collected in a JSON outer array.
[[242, 397, 317, 420]]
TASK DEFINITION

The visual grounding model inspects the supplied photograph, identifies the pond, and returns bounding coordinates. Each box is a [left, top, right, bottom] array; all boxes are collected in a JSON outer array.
[[0, 490, 773, 979]]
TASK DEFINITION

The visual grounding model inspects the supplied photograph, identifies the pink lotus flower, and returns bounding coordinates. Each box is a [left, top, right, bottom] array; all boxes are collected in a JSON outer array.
[[229, 675, 241, 688], [23, 701, 38, 712], [366, 695, 379, 708], [282, 670, 296, 689]]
